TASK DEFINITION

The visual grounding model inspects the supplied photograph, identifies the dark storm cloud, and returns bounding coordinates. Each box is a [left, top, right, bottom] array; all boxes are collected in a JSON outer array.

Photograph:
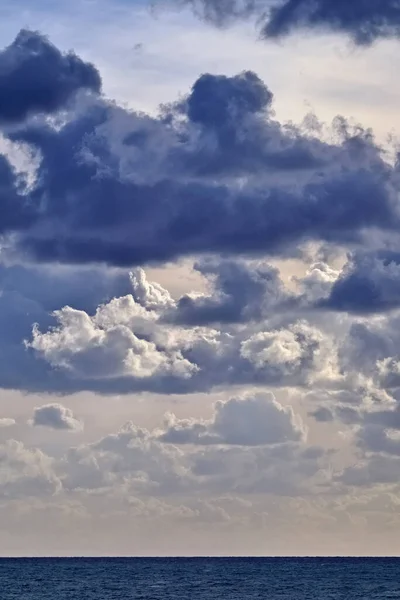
[[0, 154, 35, 232], [17, 166, 398, 267], [186, 70, 273, 126], [264, 0, 400, 45], [0, 30, 101, 123], [176, 0, 400, 45], [321, 252, 400, 314], [0, 59, 396, 268], [175, 0, 258, 26]]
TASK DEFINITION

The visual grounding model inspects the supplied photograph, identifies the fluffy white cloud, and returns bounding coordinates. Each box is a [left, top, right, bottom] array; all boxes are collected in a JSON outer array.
[[130, 268, 175, 312], [240, 320, 338, 385], [28, 302, 197, 383], [296, 261, 340, 302]]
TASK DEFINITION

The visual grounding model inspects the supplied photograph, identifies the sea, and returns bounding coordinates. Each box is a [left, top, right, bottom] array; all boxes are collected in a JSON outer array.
[[1, 557, 399, 599]]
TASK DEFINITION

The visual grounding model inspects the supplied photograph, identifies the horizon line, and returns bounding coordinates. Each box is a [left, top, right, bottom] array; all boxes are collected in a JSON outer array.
[[1, 555, 399, 559]]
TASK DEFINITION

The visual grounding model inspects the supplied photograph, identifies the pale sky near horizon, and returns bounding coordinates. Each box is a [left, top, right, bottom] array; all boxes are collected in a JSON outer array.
[[2, 0, 400, 556]]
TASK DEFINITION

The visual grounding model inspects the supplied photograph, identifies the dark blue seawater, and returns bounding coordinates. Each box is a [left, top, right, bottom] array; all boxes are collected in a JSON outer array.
[[1, 557, 400, 599]]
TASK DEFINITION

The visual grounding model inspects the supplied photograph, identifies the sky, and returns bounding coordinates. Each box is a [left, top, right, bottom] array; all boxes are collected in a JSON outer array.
[[2, 0, 400, 556]]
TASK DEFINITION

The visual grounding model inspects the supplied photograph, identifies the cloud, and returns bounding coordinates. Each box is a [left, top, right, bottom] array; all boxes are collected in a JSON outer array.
[[173, 0, 400, 45], [337, 408, 400, 488], [338, 454, 400, 487], [0, 440, 61, 498], [357, 424, 400, 456], [61, 416, 325, 498], [28, 300, 197, 387], [0, 29, 101, 123], [0, 405, 327, 502], [158, 392, 306, 445], [295, 262, 340, 304], [0, 262, 141, 393], [0, 38, 395, 268], [309, 406, 334, 423], [322, 252, 400, 314], [0, 255, 378, 398], [63, 421, 188, 494], [0, 257, 330, 394], [188, 443, 327, 495], [324, 401, 400, 459], [239, 320, 336, 386], [25, 277, 337, 393], [173, 0, 259, 27], [263, 0, 400, 45], [0, 418, 15, 428], [173, 258, 294, 324], [31, 403, 83, 431], [340, 312, 400, 385], [0, 262, 133, 314], [130, 268, 175, 312], [0, 31, 397, 401], [185, 70, 273, 130]]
